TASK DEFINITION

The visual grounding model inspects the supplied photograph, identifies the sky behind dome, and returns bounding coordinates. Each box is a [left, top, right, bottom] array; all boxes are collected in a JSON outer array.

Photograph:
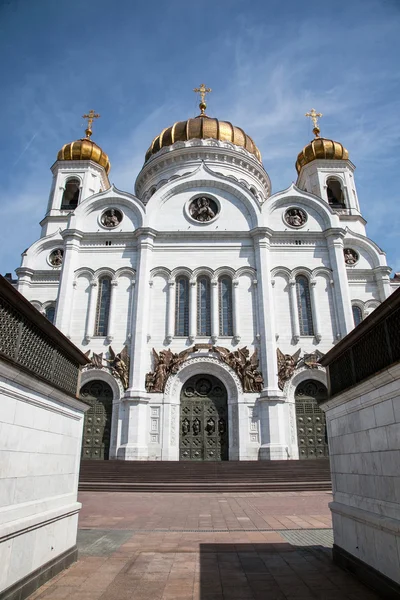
[[0, 0, 399, 275]]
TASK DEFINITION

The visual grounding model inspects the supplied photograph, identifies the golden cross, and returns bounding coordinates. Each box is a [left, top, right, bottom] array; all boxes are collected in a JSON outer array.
[[193, 83, 212, 115], [82, 109, 100, 138], [305, 108, 322, 137]]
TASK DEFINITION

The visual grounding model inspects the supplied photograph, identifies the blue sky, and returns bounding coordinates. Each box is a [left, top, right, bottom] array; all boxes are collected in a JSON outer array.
[[1, 0, 399, 275]]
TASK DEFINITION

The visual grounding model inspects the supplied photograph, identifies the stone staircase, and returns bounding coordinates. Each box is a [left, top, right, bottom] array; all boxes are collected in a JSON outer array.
[[78, 459, 332, 493]]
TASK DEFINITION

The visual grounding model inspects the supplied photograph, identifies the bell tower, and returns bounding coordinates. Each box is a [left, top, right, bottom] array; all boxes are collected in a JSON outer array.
[[41, 110, 111, 238], [296, 109, 361, 218]]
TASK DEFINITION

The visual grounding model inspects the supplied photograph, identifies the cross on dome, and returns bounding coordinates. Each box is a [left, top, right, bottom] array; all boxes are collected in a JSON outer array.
[[305, 108, 323, 137], [82, 109, 100, 139], [193, 83, 212, 116]]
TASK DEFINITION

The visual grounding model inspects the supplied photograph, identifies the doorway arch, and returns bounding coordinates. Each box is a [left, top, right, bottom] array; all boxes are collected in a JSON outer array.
[[180, 374, 229, 461], [295, 379, 328, 459], [80, 380, 113, 460]]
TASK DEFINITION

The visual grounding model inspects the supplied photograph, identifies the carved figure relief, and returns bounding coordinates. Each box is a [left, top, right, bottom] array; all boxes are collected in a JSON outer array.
[[284, 208, 307, 228], [84, 345, 130, 390], [344, 248, 359, 265], [101, 208, 123, 228], [277, 348, 301, 390], [206, 418, 215, 435], [298, 350, 324, 369], [146, 344, 263, 394], [189, 197, 218, 222], [182, 418, 190, 435], [49, 248, 64, 267], [107, 345, 130, 390]]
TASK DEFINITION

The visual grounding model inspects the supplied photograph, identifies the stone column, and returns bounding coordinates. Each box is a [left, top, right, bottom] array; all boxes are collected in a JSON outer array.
[[232, 279, 240, 343], [310, 279, 322, 342], [119, 229, 156, 460], [289, 278, 300, 343], [106, 280, 118, 342], [325, 229, 354, 337], [15, 267, 34, 297], [85, 281, 98, 341], [128, 229, 155, 393], [211, 279, 219, 343], [54, 230, 83, 336], [166, 279, 175, 344], [251, 229, 280, 394], [189, 280, 197, 342], [374, 266, 392, 302]]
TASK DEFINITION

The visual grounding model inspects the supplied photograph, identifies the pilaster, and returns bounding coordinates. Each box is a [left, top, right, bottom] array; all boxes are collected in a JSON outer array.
[[251, 229, 280, 395], [325, 229, 354, 337], [54, 230, 83, 336]]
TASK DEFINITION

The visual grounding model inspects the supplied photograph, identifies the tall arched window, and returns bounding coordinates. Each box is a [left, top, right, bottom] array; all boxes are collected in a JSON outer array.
[[45, 305, 56, 324], [197, 276, 211, 336], [219, 277, 233, 336], [326, 177, 345, 207], [175, 276, 189, 336], [95, 277, 111, 336], [352, 305, 363, 327], [61, 178, 80, 209], [296, 275, 314, 336]]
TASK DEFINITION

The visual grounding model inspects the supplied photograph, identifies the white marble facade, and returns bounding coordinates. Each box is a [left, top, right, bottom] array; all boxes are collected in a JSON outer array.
[[14, 108, 400, 461]]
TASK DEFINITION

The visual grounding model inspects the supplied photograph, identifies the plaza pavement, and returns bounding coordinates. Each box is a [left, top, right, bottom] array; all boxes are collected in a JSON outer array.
[[28, 491, 380, 600]]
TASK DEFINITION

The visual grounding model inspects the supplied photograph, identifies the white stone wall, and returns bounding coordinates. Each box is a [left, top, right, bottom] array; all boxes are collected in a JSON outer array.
[[322, 362, 400, 585], [0, 360, 87, 593]]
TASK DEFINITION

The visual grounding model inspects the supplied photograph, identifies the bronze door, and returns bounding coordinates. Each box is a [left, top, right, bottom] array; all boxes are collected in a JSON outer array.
[[80, 380, 113, 460], [180, 374, 229, 461], [295, 379, 328, 459]]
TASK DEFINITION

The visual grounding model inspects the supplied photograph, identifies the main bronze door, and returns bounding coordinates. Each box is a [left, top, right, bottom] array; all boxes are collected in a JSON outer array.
[[180, 374, 229, 461], [295, 379, 328, 459], [80, 380, 113, 460]]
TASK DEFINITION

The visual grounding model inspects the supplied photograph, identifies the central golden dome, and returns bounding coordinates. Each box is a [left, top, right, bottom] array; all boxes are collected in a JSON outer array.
[[145, 114, 261, 163]]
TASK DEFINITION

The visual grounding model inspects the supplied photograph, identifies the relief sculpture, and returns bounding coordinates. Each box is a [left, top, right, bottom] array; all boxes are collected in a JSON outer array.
[[145, 344, 263, 393], [84, 345, 130, 390], [277, 348, 301, 390]]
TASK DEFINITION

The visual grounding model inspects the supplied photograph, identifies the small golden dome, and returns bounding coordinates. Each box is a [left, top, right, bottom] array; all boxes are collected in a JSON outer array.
[[296, 137, 349, 173], [145, 115, 261, 163], [57, 138, 111, 174], [57, 110, 110, 174]]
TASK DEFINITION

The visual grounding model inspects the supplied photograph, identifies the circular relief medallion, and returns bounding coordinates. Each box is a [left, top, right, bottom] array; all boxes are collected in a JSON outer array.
[[344, 248, 359, 265], [189, 197, 219, 222], [195, 378, 212, 396], [101, 208, 123, 228], [284, 207, 307, 228], [49, 248, 64, 267]]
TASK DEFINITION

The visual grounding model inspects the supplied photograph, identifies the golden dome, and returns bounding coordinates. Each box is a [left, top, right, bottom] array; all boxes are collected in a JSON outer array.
[[295, 137, 349, 173], [57, 110, 111, 174], [57, 138, 110, 174], [145, 115, 261, 162]]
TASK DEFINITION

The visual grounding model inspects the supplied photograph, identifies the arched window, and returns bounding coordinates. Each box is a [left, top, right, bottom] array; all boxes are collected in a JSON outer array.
[[219, 277, 233, 336], [326, 178, 345, 207], [296, 276, 314, 336], [175, 277, 189, 336], [61, 178, 80, 209], [352, 305, 363, 327], [45, 305, 55, 324], [95, 277, 111, 336], [197, 276, 211, 336]]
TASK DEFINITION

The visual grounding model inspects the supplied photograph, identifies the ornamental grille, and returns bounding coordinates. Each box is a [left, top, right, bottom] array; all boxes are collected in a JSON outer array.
[[0, 296, 79, 396], [329, 303, 400, 397]]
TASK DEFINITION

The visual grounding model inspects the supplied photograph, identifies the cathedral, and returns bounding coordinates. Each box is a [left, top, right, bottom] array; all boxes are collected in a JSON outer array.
[[14, 87, 399, 462]]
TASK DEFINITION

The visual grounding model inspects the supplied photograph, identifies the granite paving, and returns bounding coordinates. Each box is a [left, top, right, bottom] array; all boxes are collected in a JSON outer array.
[[28, 491, 380, 600]]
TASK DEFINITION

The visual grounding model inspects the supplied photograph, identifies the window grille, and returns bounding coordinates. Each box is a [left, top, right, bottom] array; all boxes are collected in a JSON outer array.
[[45, 305, 56, 324], [175, 277, 189, 336], [219, 277, 233, 336], [296, 276, 314, 336], [352, 305, 363, 327], [197, 277, 211, 336], [95, 277, 111, 336]]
